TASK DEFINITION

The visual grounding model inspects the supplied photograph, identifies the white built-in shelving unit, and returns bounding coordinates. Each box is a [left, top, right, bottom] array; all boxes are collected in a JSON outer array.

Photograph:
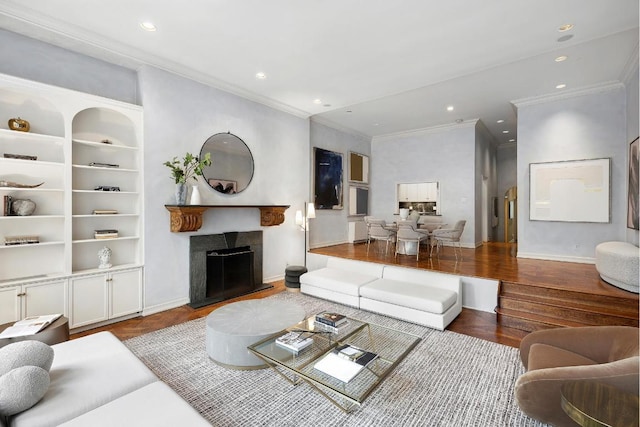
[[0, 73, 143, 329]]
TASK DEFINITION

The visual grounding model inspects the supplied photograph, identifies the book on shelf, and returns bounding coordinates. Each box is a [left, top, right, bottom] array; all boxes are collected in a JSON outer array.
[[315, 311, 348, 328], [95, 229, 119, 239], [275, 331, 314, 354], [92, 209, 118, 215], [0, 314, 62, 339], [4, 235, 40, 245], [313, 320, 349, 334], [3, 195, 12, 216], [88, 162, 119, 168], [4, 153, 37, 161]]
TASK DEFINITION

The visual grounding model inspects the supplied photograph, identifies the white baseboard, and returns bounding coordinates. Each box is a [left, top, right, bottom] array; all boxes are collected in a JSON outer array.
[[142, 297, 190, 316], [310, 239, 349, 249], [517, 252, 595, 264]]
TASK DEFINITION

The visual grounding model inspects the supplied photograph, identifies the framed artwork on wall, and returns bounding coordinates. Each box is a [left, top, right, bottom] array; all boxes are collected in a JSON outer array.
[[628, 137, 639, 230], [349, 151, 369, 184], [529, 158, 610, 223], [349, 186, 369, 216], [314, 147, 343, 210]]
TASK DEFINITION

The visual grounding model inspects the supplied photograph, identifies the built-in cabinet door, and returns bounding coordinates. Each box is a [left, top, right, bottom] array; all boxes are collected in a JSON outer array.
[[110, 268, 142, 319], [23, 280, 68, 319], [0, 286, 20, 324], [69, 274, 108, 328]]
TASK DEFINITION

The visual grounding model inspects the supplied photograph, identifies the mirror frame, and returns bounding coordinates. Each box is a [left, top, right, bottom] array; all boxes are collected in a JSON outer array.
[[200, 132, 254, 195]]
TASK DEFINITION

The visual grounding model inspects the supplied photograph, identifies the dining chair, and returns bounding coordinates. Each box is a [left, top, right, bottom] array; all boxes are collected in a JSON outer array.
[[430, 220, 466, 259], [395, 223, 429, 261], [365, 218, 396, 255]]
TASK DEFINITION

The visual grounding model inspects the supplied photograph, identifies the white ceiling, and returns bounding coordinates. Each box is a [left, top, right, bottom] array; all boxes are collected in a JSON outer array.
[[0, 0, 637, 144]]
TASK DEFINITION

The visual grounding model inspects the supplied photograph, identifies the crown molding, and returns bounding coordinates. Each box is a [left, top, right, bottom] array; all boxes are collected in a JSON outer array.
[[372, 119, 478, 143], [620, 41, 639, 85], [512, 81, 624, 108]]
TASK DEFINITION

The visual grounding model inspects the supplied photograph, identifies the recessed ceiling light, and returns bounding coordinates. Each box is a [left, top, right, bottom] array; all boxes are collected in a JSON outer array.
[[255, 72, 266, 80], [558, 24, 574, 32], [502, 130, 509, 134], [313, 99, 322, 105], [447, 106, 454, 112], [496, 119, 505, 123], [556, 83, 567, 89], [139, 22, 157, 32], [555, 55, 568, 62], [509, 139, 516, 142]]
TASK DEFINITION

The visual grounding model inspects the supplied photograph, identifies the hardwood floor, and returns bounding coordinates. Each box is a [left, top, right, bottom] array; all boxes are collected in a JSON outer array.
[[72, 242, 635, 349]]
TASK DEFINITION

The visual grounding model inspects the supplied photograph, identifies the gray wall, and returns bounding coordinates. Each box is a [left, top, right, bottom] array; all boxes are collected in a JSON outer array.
[[516, 85, 627, 262], [140, 66, 310, 309], [309, 121, 371, 248], [0, 29, 137, 104], [370, 122, 478, 247]]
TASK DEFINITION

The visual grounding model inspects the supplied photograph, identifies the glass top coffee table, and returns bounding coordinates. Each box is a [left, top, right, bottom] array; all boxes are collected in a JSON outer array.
[[248, 314, 421, 412]]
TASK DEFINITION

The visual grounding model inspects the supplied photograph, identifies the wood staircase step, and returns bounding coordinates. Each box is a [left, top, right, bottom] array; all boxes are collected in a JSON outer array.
[[495, 307, 588, 332], [499, 295, 639, 327], [497, 280, 639, 333]]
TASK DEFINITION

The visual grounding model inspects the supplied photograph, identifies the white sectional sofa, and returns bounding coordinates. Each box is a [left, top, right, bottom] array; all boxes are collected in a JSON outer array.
[[300, 257, 462, 330], [5, 332, 210, 427]]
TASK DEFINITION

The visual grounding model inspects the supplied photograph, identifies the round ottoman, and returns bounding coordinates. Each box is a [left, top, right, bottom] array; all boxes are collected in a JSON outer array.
[[285, 265, 308, 291], [205, 299, 305, 369]]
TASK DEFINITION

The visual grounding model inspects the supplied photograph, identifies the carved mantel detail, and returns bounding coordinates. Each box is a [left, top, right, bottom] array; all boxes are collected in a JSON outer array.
[[164, 205, 290, 232]]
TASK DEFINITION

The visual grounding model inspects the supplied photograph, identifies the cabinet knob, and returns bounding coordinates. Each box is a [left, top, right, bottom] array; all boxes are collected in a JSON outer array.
[[17, 292, 26, 297]]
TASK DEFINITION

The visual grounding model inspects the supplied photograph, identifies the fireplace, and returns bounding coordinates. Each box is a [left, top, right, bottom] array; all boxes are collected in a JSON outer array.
[[189, 231, 271, 308]]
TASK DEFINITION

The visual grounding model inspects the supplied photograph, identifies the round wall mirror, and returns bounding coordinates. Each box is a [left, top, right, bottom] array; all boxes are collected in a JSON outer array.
[[200, 132, 254, 194]]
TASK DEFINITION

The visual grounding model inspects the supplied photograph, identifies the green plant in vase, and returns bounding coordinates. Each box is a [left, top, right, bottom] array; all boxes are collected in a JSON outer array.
[[164, 152, 211, 204]]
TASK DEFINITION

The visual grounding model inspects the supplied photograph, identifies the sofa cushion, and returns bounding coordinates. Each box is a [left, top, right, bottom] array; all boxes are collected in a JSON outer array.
[[0, 341, 54, 377], [0, 366, 49, 416], [527, 343, 598, 371], [10, 332, 158, 427], [58, 382, 210, 427], [300, 268, 379, 297], [360, 278, 457, 314]]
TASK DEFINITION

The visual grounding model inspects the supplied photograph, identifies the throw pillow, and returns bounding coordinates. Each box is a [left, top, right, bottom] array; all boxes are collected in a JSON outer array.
[[0, 366, 50, 416], [0, 341, 54, 377]]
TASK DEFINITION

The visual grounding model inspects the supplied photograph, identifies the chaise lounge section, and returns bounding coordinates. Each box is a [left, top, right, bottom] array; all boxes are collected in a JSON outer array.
[[4, 332, 209, 427], [300, 256, 462, 330]]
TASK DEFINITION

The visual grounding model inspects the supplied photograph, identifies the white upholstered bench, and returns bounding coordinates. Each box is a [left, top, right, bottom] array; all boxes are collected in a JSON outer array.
[[595, 241, 639, 293]]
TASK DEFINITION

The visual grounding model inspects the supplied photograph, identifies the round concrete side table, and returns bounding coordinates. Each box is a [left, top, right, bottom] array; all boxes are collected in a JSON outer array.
[[284, 265, 308, 291], [205, 299, 305, 369]]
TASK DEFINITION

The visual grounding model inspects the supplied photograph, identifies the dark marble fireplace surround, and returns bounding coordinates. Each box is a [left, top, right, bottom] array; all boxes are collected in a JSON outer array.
[[189, 231, 271, 308]]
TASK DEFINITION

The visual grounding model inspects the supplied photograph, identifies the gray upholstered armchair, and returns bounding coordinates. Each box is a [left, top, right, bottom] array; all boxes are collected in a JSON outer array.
[[430, 220, 466, 259], [515, 326, 640, 427]]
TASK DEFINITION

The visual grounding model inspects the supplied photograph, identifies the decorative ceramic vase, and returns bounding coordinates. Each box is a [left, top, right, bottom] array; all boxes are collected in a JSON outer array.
[[189, 185, 201, 205], [399, 208, 409, 220], [11, 199, 36, 216], [175, 183, 187, 205], [98, 246, 112, 269]]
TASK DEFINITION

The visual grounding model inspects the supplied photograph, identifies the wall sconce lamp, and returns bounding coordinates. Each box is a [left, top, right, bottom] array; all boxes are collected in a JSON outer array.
[[295, 202, 315, 265]]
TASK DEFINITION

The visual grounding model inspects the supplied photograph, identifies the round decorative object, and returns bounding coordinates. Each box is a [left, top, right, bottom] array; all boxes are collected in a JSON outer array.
[[8, 117, 30, 132], [200, 132, 254, 195], [10, 199, 36, 216]]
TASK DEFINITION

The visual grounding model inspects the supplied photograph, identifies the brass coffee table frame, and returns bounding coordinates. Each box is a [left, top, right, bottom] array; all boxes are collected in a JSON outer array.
[[248, 315, 421, 412]]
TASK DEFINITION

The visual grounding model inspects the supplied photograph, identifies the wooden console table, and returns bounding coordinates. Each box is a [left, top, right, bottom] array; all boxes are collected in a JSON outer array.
[[164, 205, 290, 232]]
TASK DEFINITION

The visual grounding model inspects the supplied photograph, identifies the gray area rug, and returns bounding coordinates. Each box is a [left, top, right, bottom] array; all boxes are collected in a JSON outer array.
[[124, 292, 547, 426]]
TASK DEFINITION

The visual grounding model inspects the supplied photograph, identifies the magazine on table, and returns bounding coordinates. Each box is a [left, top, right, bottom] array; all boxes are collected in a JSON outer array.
[[275, 331, 314, 353], [0, 314, 62, 339], [313, 344, 378, 382]]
